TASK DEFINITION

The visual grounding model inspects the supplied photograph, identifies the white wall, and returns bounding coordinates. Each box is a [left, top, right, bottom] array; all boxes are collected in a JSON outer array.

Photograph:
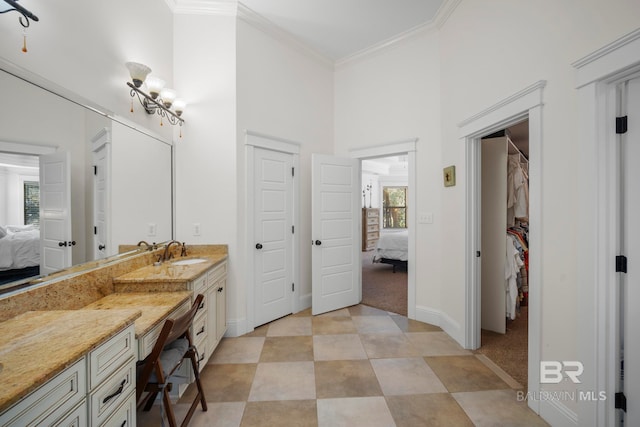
[[437, 0, 640, 417], [236, 18, 334, 329], [0, 165, 38, 226], [335, 28, 442, 324]]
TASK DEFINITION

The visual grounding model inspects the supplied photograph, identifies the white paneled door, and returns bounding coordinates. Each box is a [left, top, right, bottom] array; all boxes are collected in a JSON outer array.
[[622, 77, 640, 425], [253, 147, 294, 326], [39, 151, 72, 275], [311, 154, 360, 315], [93, 142, 110, 259]]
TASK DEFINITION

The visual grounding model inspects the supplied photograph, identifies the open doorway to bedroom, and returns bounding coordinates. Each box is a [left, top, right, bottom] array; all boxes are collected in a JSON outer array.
[[0, 151, 41, 285], [360, 155, 408, 316]]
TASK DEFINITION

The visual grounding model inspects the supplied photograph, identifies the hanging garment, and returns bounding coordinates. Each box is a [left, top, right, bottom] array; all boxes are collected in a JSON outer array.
[[505, 235, 524, 320]]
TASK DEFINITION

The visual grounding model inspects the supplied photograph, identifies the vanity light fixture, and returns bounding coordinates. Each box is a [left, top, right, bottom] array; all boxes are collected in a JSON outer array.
[[0, 0, 39, 53], [125, 62, 185, 131]]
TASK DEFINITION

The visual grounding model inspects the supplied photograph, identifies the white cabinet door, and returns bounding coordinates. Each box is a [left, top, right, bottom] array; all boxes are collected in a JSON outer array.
[[311, 154, 360, 315]]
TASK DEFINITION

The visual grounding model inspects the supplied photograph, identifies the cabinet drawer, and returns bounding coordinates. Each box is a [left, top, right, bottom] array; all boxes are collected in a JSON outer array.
[[367, 232, 379, 240], [89, 325, 135, 390], [366, 224, 379, 233], [138, 301, 189, 360], [366, 209, 378, 218], [367, 217, 378, 225], [0, 358, 86, 426], [52, 400, 87, 427], [207, 262, 227, 286], [191, 274, 207, 293], [366, 240, 377, 250], [90, 358, 135, 426], [99, 390, 135, 427], [192, 309, 207, 343]]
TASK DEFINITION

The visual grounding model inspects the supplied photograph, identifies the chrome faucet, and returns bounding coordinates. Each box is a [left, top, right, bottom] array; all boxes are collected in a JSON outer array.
[[162, 240, 181, 262], [180, 242, 188, 257], [137, 240, 153, 251]]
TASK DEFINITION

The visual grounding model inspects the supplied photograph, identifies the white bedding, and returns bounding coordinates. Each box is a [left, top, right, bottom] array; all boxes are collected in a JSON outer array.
[[0, 225, 40, 270], [374, 230, 408, 261]]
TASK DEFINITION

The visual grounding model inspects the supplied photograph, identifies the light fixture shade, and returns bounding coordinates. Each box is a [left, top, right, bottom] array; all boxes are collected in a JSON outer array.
[[160, 88, 177, 108], [145, 75, 165, 99], [125, 62, 151, 88], [173, 99, 186, 116]]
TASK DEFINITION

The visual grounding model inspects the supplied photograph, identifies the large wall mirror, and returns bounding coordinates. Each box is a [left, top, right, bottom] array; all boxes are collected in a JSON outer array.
[[0, 66, 173, 292]]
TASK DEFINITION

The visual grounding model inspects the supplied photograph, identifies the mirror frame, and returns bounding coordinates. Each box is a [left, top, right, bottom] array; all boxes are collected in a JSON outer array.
[[0, 58, 175, 295]]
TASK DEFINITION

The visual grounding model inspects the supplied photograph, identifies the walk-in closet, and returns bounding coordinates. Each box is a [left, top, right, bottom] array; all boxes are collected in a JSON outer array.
[[477, 119, 530, 388]]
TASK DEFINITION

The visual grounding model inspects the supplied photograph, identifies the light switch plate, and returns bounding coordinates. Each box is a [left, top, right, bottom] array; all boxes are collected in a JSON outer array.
[[148, 223, 157, 236], [418, 212, 433, 224], [193, 223, 201, 236]]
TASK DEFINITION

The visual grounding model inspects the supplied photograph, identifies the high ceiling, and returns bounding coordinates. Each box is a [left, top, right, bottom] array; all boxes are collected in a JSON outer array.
[[238, 0, 448, 62]]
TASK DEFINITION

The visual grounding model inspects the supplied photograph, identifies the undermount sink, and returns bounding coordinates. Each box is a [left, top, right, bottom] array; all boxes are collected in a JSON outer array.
[[171, 258, 207, 266]]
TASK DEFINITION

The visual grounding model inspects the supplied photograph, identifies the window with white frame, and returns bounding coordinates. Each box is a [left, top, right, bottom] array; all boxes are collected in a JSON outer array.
[[382, 186, 407, 228]]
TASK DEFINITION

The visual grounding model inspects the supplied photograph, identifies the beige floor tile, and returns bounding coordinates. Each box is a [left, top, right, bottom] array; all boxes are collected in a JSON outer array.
[[241, 400, 318, 427], [405, 331, 472, 356], [352, 315, 403, 333], [315, 360, 382, 398], [386, 393, 474, 427], [425, 355, 510, 392], [312, 316, 358, 335], [371, 357, 447, 395], [317, 308, 351, 317], [209, 337, 265, 364], [359, 333, 419, 358], [317, 396, 396, 427], [313, 334, 368, 361], [243, 324, 268, 337], [180, 364, 256, 403], [266, 316, 312, 336], [291, 308, 312, 317], [348, 304, 390, 316], [248, 361, 316, 401], [259, 336, 314, 362], [390, 315, 442, 332], [453, 389, 550, 426], [138, 401, 245, 427]]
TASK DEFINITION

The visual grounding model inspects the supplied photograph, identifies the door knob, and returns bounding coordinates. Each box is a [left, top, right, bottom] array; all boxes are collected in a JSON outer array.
[[256, 243, 263, 249], [70, 241, 76, 246], [58, 241, 67, 247], [98, 244, 106, 250], [315, 240, 322, 246]]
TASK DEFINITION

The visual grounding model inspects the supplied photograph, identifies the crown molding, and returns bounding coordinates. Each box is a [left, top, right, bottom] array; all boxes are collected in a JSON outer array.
[[237, 2, 334, 69], [164, 0, 237, 15], [335, 0, 461, 68]]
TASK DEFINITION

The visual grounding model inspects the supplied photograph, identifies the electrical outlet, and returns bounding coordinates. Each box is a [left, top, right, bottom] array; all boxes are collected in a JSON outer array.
[[193, 223, 201, 236], [148, 223, 157, 236]]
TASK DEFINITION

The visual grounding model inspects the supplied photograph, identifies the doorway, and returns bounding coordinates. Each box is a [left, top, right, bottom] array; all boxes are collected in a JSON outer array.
[[360, 155, 409, 316], [350, 139, 417, 319], [477, 120, 530, 389]]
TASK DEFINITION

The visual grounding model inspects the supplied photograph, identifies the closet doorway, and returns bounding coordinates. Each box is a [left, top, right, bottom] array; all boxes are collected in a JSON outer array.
[[477, 119, 530, 389], [360, 155, 409, 316]]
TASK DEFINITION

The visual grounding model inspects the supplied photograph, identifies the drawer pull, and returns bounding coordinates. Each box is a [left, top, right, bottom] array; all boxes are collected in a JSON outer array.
[[196, 326, 205, 336], [198, 352, 205, 362], [102, 379, 126, 404], [218, 287, 223, 292], [198, 302, 205, 310], [121, 421, 127, 427]]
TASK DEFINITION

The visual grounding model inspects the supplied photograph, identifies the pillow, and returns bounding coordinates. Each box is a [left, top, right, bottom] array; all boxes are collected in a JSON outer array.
[[0, 225, 5, 239]]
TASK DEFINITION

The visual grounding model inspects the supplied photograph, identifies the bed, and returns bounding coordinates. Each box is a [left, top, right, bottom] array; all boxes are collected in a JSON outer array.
[[0, 225, 41, 284], [373, 230, 408, 272]]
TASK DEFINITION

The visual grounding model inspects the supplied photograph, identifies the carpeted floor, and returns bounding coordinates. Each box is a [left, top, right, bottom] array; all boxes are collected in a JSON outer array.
[[361, 251, 407, 316], [475, 306, 528, 390]]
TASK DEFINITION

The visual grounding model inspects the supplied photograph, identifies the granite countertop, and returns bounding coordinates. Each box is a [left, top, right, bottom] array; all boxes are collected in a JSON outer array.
[[83, 291, 192, 337], [113, 254, 227, 285], [0, 309, 141, 413]]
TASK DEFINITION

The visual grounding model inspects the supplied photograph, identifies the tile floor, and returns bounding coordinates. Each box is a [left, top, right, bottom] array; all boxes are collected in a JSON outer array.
[[137, 304, 549, 426]]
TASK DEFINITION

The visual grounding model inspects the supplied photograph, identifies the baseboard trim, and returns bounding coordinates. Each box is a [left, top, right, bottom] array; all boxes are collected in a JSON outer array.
[[226, 317, 247, 338], [539, 398, 578, 427], [415, 305, 464, 347]]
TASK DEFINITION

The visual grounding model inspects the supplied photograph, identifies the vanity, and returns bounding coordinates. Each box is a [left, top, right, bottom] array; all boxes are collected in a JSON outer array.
[[0, 244, 228, 426]]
